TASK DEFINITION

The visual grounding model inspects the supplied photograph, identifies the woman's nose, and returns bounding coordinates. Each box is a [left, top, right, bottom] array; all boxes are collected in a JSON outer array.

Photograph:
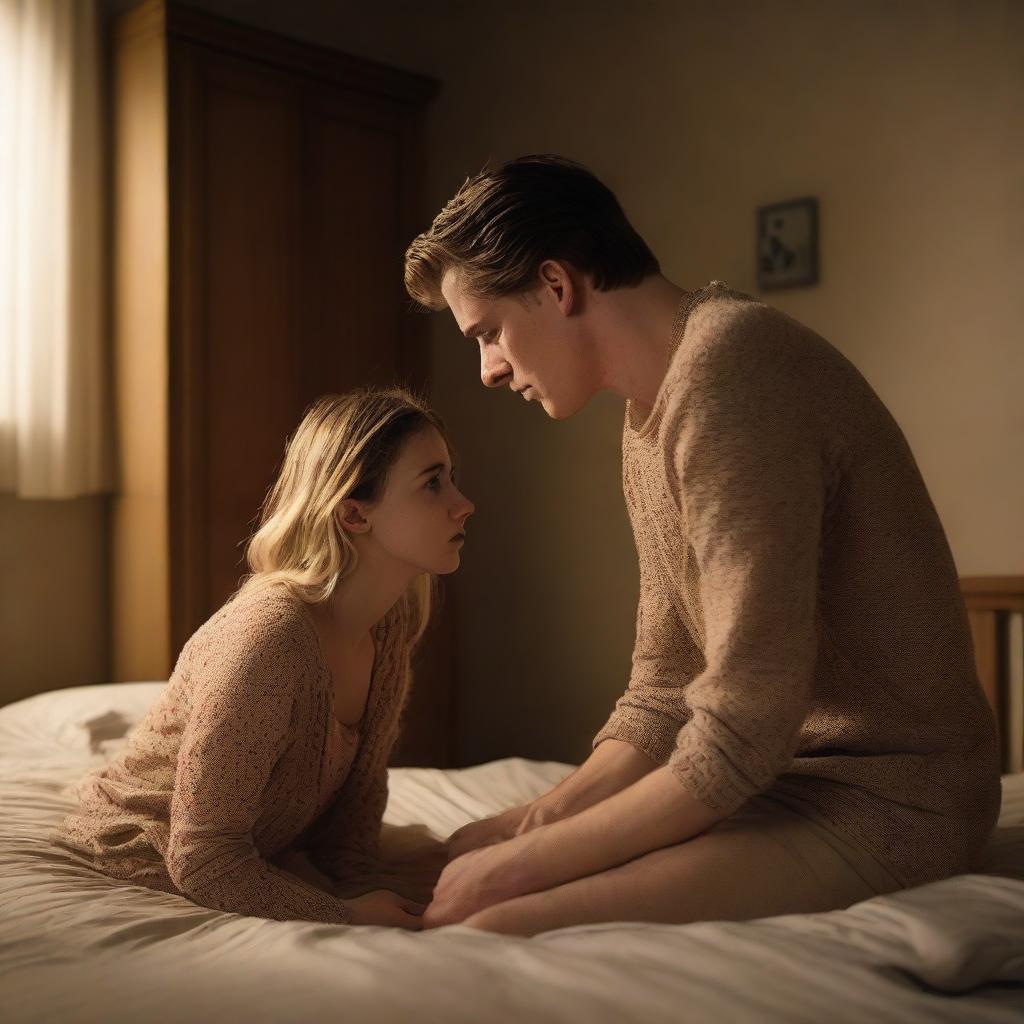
[[455, 494, 475, 522]]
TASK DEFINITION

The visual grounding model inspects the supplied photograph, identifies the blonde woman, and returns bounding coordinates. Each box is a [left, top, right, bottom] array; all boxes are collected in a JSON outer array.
[[53, 388, 474, 928]]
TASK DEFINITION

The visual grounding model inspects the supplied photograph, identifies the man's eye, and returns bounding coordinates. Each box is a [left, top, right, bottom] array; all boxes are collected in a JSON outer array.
[[426, 476, 441, 491]]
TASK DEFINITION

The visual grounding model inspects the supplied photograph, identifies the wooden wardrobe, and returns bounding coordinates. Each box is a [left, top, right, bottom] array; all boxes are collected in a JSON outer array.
[[110, 1, 452, 765]]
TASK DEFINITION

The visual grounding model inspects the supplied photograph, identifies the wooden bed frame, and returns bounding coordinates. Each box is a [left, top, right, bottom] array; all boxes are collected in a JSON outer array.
[[961, 576, 1024, 773]]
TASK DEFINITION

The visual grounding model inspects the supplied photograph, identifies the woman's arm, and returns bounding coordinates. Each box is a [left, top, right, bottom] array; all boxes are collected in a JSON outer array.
[[301, 629, 415, 885], [167, 618, 354, 924], [302, 760, 389, 886]]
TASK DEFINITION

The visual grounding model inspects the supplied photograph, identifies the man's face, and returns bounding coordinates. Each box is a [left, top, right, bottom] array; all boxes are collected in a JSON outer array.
[[440, 267, 596, 420]]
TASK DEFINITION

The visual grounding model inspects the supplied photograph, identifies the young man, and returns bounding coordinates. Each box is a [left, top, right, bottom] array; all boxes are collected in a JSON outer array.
[[404, 155, 1000, 936]]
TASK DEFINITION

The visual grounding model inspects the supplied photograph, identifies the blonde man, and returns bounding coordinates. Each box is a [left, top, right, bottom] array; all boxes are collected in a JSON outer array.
[[405, 155, 1000, 936]]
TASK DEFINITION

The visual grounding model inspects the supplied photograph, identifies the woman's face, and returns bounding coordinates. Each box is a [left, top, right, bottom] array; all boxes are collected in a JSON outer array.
[[345, 425, 475, 576]]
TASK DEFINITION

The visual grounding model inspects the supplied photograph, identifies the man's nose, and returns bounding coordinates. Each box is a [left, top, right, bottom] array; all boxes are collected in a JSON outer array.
[[480, 348, 511, 389]]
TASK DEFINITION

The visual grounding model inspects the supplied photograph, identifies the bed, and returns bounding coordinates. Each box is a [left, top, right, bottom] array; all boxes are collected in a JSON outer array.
[[2, 680, 1023, 1024]]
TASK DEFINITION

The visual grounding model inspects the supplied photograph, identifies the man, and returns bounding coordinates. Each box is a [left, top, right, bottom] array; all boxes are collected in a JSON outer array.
[[403, 155, 1000, 935]]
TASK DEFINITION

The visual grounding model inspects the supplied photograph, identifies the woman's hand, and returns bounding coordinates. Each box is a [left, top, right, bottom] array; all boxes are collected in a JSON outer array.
[[424, 830, 544, 928], [345, 888, 427, 929], [446, 804, 531, 860]]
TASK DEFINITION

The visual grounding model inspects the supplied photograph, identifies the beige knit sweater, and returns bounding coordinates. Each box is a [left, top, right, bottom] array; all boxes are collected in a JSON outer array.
[[594, 281, 1001, 888], [52, 584, 415, 924]]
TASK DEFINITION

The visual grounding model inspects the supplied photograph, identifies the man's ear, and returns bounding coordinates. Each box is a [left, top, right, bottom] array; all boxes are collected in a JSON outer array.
[[335, 499, 372, 536], [537, 259, 578, 315]]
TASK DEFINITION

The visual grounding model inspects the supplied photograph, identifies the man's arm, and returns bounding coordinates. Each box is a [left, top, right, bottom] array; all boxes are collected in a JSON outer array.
[[426, 766, 726, 926], [518, 738, 660, 827], [520, 766, 725, 892], [429, 316, 829, 925], [447, 739, 658, 858], [535, 315, 826, 871], [589, 563, 701, 766], [450, 569, 699, 858]]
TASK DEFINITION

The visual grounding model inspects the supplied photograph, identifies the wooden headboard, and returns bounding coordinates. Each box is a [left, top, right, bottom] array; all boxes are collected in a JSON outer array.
[[961, 576, 1024, 774]]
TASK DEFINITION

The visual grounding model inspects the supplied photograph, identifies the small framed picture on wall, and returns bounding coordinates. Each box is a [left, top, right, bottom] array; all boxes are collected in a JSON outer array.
[[756, 196, 819, 289]]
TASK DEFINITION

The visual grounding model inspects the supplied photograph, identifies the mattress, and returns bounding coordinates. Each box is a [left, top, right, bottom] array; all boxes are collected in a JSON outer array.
[[2, 681, 1023, 1024]]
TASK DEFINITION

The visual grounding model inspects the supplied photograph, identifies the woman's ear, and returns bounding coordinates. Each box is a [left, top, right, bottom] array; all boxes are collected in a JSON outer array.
[[335, 499, 372, 536]]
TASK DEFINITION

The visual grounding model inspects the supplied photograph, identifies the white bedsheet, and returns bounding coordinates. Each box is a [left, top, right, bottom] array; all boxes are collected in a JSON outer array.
[[2, 682, 1023, 1024]]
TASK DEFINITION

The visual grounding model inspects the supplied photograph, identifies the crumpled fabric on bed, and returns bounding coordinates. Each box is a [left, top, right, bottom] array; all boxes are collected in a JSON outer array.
[[2, 682, 1023, 1024]]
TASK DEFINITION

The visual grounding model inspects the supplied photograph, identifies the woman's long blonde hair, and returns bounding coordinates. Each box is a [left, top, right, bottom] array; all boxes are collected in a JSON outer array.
[[236, 387, 453, 645]]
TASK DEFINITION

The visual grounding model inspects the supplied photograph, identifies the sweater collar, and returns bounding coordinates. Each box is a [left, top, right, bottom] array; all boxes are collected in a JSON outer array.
[[625, 280, 730, 438]]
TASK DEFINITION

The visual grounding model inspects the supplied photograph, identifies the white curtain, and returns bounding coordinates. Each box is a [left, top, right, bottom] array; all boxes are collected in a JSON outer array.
[[0, 0, 109, 499]]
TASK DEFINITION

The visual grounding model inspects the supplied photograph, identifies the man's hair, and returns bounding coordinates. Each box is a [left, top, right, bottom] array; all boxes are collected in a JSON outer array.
[[404, 155, 660, 310]]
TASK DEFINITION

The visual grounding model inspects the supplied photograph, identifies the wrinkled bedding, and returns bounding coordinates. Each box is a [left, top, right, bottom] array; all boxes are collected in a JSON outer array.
[[2, 682, 1023, 1024]]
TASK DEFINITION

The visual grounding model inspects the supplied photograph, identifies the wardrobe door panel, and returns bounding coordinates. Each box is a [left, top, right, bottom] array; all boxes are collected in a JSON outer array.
[[296, 94, 404, 410], [201, 57, 301, 607]]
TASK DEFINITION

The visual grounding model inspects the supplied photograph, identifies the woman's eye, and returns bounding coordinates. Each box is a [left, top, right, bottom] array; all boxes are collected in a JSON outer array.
[[426, 469, 456, 493]]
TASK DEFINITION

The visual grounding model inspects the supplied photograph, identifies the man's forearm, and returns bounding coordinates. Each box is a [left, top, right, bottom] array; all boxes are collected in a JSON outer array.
[[452, 738, 662, 855], [520, 766, 725, 893], [527, 738, 660, 824]]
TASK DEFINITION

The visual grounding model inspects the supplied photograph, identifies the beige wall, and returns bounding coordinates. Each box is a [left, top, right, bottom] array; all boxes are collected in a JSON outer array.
[[239, 0, 1021, 764], [8, 2, 1021, 769], [0, 495, 110, 704]]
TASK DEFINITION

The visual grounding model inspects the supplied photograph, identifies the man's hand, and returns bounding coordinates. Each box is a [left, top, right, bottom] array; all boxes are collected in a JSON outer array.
[[512, 799, 564, 837], [446, 804, 531, 860], [447, 795, 581, 861], [424, 830, 543, 928]]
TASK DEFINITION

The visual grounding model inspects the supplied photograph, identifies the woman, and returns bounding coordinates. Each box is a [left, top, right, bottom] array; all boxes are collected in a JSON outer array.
[[52, 388, 474, 927]]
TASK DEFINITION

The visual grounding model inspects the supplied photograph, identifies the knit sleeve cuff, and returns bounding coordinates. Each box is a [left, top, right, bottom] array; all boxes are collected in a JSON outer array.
[[592, 706, 681, 766], [666, 715, 768, 815]]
